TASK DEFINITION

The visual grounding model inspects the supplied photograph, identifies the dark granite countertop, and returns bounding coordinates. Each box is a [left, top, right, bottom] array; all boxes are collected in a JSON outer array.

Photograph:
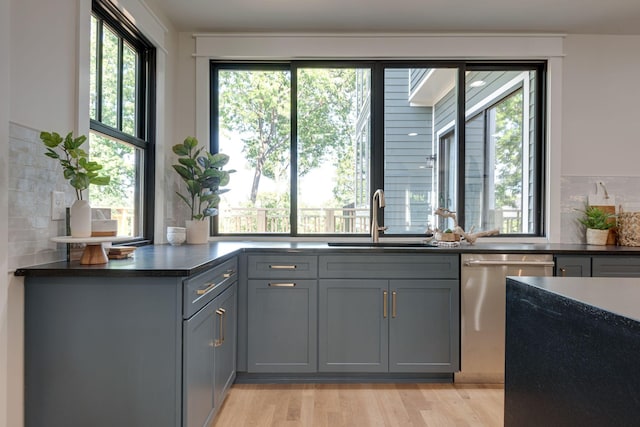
[[507, 276, 640, 322], [14, 240, 640, 278]]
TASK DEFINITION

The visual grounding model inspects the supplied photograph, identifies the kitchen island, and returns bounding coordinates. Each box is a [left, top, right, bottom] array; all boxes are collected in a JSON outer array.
[[505, 276, 640, 427]]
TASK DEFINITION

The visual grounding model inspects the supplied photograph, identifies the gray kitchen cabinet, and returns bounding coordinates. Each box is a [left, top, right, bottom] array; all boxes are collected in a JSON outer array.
[[389, 279, 459, 372], [213, 283, 237, 411], [25, 256, 237, 427], [554, 255, 640, 277], [554, 255, 591, 277], [318, 254, 460, 374], [246, 254, 318, 373], [592, 256, 640, 277], [183, 260, 238, 427], [318, 279, 388, 372], [183, 292, 217, 427]]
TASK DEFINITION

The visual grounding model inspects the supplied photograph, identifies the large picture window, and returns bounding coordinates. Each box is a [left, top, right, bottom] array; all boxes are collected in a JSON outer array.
[[211, 61, 545, 237], [89, 0, 155, 241]]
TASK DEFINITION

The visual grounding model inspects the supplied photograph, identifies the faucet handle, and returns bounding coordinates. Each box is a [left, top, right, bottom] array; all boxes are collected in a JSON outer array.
[[378, 226, 388, 232]]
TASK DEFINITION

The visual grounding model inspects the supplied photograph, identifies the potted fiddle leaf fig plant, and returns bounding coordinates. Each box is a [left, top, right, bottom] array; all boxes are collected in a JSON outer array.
[[40, 131, 110, 237], [577, 205, 616, 245], [172, 136, 233, 244]]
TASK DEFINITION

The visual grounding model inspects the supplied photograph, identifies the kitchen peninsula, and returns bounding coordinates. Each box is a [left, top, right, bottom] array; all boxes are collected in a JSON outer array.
[[505, 276, 640, 427]]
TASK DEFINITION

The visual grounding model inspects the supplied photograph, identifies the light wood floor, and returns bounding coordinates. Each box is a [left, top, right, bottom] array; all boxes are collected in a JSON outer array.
[[212, 383, 504, 427]]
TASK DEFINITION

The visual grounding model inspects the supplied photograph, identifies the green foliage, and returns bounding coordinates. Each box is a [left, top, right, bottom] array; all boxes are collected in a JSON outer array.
[[172, 136, 234, 220], [218, 68, 356, 205], [577, 206, 616, 230], [40, 131, 110, 200], [493, 90, 523, 209]]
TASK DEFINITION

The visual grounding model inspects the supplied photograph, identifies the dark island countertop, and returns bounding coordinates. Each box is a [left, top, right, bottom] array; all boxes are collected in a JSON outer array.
[[505, 275, 640, 426], [14, 240, 640, 277]]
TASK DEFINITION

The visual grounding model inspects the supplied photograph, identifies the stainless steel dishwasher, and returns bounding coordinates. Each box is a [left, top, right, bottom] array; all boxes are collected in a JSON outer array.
[[455, 253, 554, 383]]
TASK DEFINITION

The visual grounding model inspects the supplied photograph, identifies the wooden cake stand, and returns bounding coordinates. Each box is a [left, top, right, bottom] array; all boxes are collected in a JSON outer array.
[[51, 236, 131, 265]]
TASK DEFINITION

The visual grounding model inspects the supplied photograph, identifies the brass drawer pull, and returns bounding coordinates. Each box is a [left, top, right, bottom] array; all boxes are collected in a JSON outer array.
[[223, 269, 236, 278], [392, 291, 397, 318], [268, 282, 297, 287], [383, 290, 388, 318], [269, 264, 297, 270], [196, 282, 216, 296], [215, 308, 226, 347]]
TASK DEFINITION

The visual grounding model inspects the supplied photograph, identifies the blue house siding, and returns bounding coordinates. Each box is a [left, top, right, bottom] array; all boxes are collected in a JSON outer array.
[[384, 69, 434, 233]]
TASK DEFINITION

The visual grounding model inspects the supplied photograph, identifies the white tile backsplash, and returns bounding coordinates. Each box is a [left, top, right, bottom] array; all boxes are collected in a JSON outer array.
[[561, 176, 640, 243], [8, 122, 71, 270]]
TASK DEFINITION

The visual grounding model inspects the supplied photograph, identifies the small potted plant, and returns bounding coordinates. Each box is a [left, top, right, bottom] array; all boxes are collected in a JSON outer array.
[[577, 205, 616, 245], [40, 131, 110, 237], [172, 136, 233, 244]]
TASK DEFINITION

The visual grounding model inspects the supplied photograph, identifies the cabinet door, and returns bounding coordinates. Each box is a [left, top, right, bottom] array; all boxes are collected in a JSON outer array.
[[183, 299, 216, 427], [555, 256, 591, 277], [318, 279, 388, 372], [389, 279, 460, 373], [248, 279, 317, 372], [213, 283, 237, 409]]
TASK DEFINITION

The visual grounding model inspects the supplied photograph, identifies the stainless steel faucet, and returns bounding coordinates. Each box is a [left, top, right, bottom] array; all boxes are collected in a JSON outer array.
[[371, 189, 387, 243]]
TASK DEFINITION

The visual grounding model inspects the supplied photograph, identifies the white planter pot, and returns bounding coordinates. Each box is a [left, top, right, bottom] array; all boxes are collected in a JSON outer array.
[[586, 228, 609, 245], [70, 199, 92, 238], [186, 218, 210, 244]]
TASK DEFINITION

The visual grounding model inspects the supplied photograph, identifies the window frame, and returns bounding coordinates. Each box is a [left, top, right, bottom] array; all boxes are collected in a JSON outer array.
[[210, 60, 546, 238], [90, 0, 156, 244]]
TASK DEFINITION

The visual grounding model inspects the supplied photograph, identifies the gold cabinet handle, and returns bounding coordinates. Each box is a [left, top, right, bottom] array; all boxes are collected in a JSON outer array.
[[196, 282, 216, 296], [383, 290, 388, 318], [559, 267, 566, 277], [392, 291, 397, 318], [268, 282, 296, 287], [223, 269, 236, 278], [269, 264, 297, 270], [214, 308, 226, 347]]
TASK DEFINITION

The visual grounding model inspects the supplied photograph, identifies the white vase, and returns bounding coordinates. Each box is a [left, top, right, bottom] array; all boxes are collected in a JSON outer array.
[[70, 199, 92, 238], [167, 226, 186, 246], [186, 218, 210, 244], [586, 228, 609, 245]]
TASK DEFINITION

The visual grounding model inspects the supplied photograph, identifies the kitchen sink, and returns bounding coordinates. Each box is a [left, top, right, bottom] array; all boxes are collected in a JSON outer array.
[[327, 239, 434, 247]]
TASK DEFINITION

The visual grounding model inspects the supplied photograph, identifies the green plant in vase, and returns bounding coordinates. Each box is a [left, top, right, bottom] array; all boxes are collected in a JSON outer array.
[[172, 136, 233, 243], [577, 205, 616, 245], [40, 131, 110, 237]]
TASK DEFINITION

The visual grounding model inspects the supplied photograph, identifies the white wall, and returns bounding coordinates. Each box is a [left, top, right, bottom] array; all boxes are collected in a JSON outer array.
[[1, 0, 10, 424], [2, 1, 175, 426], [562, 35, 640, 176]]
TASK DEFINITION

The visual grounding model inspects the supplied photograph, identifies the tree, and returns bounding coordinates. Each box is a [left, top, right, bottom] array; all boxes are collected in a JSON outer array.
[[493, 90, 523, 210], [218, 68, 356, 205]]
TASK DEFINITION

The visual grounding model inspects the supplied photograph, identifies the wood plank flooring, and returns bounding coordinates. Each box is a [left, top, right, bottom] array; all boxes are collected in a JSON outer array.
[[212, 383, 503, 427]]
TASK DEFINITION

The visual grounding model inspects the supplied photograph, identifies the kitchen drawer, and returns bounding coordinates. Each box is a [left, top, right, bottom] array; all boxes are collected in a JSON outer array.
[[247, 254, 317, 279], [592, 256, 640, 277], [183, 257, 237, 319], [319, 254, 459, 279]]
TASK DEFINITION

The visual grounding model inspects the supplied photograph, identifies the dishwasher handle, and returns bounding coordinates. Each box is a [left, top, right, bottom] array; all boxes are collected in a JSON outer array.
[[463, 259, 555, 267]]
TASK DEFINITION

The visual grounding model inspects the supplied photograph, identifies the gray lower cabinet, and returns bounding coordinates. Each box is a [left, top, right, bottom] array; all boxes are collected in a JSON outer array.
[[555, 255, 591, 277], [554, 255, 640, 277], [245, 253, 318, 373], [247, 279, 317, 372], [389, 279, 459, 372], [24, 256, 238, 427], [318, 254, 460, 374], [183, 282, 237, 427], [592, 256, 640, 277], [318, 279, 388, 372]]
